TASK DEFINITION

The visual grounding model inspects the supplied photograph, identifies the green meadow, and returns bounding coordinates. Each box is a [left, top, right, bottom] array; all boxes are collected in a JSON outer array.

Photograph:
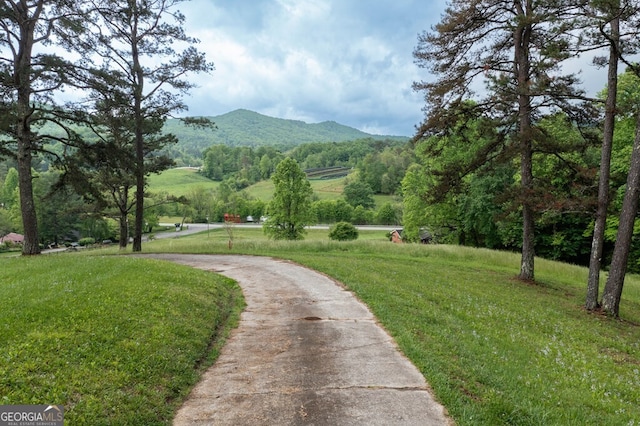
[[148, 167, 395, 206], [147, 167, 219, 197], [244, 176, 349, 201], [146, 167, 348, 201], [3, 227, 639, 424]]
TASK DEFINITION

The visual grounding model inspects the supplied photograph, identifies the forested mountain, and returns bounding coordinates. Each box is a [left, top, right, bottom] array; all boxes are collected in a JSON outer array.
[[163, 109, 408, 166]]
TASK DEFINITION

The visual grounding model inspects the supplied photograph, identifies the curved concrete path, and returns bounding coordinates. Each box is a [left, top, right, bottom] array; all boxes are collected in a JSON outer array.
[[141, 254, 451, 425]]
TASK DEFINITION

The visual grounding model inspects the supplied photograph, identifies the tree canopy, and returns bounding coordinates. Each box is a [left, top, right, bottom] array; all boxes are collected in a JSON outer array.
[[263, 158, 313, 240]]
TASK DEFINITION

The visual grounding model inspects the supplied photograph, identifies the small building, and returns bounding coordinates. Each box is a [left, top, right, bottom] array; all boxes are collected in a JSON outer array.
[[390, 229, 403, 244], [0, 232, 24, 244]]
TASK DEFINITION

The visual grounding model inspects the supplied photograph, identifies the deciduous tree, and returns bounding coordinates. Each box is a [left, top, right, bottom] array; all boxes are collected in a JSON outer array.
[[343, 180, 375, 209], [263, 158, 313, 240]]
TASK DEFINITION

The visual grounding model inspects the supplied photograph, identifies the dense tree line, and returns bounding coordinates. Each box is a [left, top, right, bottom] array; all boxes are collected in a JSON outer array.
[[0, 166, 121, 247], [200, 145, 284, 186]]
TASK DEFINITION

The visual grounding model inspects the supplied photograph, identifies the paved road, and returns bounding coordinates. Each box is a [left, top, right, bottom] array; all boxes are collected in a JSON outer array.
[[139, 254, 452, 425], [157, 223, 398, 239]]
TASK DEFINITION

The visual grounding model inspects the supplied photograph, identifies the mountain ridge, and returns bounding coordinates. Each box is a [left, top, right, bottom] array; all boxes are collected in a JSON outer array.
[[163, 109, 409, 158]]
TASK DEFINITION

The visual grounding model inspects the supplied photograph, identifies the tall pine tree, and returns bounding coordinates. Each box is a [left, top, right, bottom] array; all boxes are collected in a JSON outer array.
[[413, 0, 586, 281], [0, 0, 86, 254], [77, 0, 214, 252]]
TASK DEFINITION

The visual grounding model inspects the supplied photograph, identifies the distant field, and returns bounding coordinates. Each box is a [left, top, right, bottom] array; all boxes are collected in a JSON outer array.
[[245, 175, 396, 207], [148, 167, 327, 201], [149, 167, 395, 207], [244, 176, 349, 201], [147, 167, 218, 197]]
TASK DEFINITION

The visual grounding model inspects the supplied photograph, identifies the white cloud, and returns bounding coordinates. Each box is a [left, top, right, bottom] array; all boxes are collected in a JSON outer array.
[[179, 1, 621, 136], [180, 0, 441, 135]]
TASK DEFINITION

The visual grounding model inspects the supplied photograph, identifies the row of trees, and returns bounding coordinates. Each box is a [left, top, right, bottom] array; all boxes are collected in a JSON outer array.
[[200, 145, 283, 185], [410, 0, 640, 316], [0, 0, 212, 253]]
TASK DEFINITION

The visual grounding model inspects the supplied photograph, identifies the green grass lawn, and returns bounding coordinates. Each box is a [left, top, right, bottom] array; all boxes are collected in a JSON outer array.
[[3, 229, 640, 424], [0, 254, 243, 425], [139, 230, 640, 425]]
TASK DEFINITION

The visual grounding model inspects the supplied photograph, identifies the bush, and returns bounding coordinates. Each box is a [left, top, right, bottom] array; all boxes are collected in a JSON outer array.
[[78, 237, 96, 246], [329, 222, 359, 241]]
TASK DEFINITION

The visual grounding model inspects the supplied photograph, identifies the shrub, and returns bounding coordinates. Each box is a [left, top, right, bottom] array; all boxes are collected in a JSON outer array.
[[78, 237, 96, 246], [329, 221, 359, 241]]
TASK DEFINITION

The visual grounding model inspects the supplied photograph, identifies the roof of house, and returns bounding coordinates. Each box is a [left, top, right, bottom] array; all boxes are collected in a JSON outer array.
[[0, 232, 24, 244]]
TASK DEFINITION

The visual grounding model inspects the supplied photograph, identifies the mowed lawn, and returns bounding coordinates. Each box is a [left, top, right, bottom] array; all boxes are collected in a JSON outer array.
[[0, 254, 243, 425], [3, 228, 640, 424]]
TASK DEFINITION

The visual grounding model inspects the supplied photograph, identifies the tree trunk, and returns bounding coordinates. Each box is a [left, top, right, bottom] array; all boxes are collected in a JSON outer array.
[[587, 14, 619, 310], [131, 7, 144, 253], [116, 186, 129, 249], [601, 110, 640, 317], [515, 2, 535, 281], [118, 212, 128, 249], [16, 133, 40, 255], [132, 154, 144, 252], [15, 7, 40, 256]]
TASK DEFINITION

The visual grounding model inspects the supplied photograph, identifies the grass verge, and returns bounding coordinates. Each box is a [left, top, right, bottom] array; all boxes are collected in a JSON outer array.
[[0, 254, 244, 425], [141, 230, 640, 425]]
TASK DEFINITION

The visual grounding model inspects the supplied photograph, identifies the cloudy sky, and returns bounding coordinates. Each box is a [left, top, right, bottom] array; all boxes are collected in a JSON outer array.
[[179, 0, 447, 136], [178, 0, 609, 137]]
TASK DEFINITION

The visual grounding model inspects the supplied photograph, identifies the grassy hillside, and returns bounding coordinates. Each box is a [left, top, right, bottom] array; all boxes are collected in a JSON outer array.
[[3, 232, 640, 424], [0, 254, 243, 424], [147, 167, 218, 197], [148, 167, 395, 207], [244, 176, 349, 202]]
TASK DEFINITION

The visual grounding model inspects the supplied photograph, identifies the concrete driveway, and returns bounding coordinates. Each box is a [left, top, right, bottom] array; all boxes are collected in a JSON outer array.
[[139, 254, 452, 425]]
